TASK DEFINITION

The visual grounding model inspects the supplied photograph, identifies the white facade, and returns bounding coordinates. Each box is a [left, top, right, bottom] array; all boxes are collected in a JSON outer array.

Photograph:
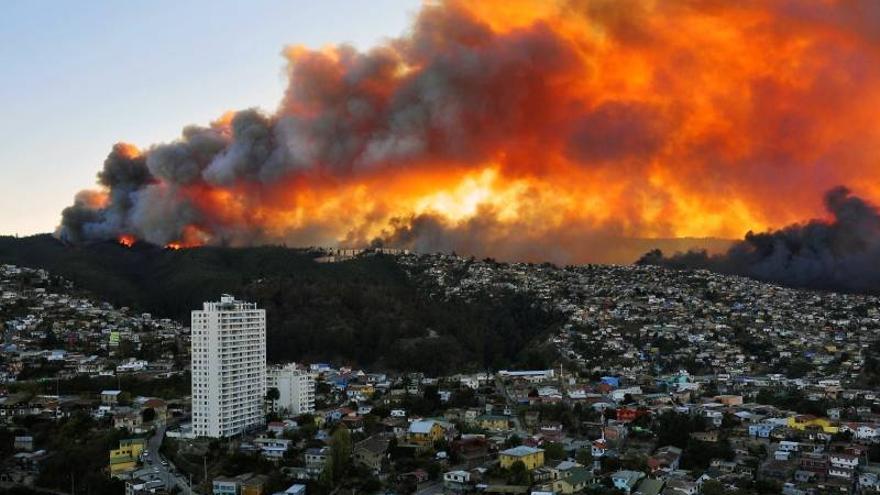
[[267, 363, 316, 416], [191, 295, 266, 438]]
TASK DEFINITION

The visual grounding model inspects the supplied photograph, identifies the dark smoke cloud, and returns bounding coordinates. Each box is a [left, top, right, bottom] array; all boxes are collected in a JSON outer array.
[[638, 187, 880, 293], [56, 2, 580, 246], [55, 0, 880, 271]]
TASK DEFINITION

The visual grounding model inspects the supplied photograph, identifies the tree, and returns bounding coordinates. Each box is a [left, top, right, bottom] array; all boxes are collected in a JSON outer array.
[[508, 460, 531, 486], [327, 428, 352, 483], [141, 407, 157, 423], [504, 434, 522, 448], [544, 442, 566, 461], [701, 480, 727, 495], [575, 448, 593, 466]]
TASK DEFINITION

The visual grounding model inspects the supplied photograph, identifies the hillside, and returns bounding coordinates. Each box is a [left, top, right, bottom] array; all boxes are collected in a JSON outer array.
[[0, 235, 562, 374]]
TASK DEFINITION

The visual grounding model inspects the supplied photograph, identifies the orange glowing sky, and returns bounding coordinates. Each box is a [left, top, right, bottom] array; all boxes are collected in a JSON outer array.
[[61, 0, 880, 263]]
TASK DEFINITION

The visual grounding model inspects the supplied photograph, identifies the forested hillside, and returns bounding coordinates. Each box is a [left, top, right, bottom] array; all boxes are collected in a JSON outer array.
[[0, 235, 561, 374]]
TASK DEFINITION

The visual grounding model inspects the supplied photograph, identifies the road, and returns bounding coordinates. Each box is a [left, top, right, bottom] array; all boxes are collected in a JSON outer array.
[[495, 377, 526, 435], [144, 422, 194, 495]]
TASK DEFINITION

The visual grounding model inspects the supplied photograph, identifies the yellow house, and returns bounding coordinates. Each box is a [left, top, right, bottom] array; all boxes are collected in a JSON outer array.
[[787, 415, 839, 434], [475, 414, 511, 431], [407, 420, 446, 447], [499, 446, 545, 471], [109, 438, 146, 476], [349, 384, 375, 398]]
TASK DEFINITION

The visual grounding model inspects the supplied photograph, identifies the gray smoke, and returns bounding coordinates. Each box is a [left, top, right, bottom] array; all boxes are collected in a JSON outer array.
[[638, 187, 880, 293]]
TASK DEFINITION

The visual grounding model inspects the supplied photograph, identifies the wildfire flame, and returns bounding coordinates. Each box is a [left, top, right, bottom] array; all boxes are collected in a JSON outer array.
[[118, 235, 135, 248], [57, 0, 880, 264]]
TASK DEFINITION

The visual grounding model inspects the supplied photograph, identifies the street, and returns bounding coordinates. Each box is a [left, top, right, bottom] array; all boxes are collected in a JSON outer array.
[[143, 422, 194, 495]]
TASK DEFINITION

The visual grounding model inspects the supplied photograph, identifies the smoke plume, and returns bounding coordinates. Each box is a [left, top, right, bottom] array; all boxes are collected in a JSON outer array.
[[638, 187, 880, 293], [57, 0, 880, 266]]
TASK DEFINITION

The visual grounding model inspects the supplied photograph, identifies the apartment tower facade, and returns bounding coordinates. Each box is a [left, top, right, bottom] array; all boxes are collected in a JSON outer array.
[[191, 295, 266, 438], [267, 363, 316, 416]]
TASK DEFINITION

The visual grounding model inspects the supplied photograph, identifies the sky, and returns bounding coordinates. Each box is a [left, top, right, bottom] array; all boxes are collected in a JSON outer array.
[[0, 0, 419, 236]]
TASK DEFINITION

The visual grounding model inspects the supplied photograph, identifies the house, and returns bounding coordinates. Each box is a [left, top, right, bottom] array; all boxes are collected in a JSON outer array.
[[443, 470, 471, 493], [828, 452, 858, 479], [407, 420, 445, 447], [213, 477, 239, 495], [554, 466, 595, 494], [101, 390, 123, 407], [748, 422, 776, 438], [240, 474, 269, 495], [109, 438, 145, 477], [499, 446, 545, 471], [787, 415, 838, 434], [273, 484, 306, 495], [13, 435, 33, 451], [617, 407, 649, 423], [648, 446, 682, 474], [267, 420, 295, 436], [859, 464, 880, 491], [353, 436, 389, 474], [662, 479, 697, 495], [114, 410, 144, 432], [254, 437, 291, 460], [689, 430, 719, 443], [475, 414, 511, 431], [213, 473, 269, 495], [611, 471, 645, 494], [304, 447, 329, 476], [799, 452, 828, 476], [453, 434, 490, 468]]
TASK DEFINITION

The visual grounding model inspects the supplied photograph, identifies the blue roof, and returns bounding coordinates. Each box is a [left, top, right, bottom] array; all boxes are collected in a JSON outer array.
[[501, 446, 543, 457]]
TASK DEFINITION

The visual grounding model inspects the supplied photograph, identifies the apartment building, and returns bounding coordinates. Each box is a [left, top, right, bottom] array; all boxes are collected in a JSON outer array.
[[191, 295, 266, 438], [267, 363, 316, 416]]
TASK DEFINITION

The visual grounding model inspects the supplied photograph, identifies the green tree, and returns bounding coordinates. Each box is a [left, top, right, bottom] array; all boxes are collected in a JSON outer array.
[[507, 460, 531, 486], [575, 448, 593, 466], [328, 428, 352, 482], [701, 480, 727, 495], [544, 442, 566, 461], [504, 434, 522, 448]]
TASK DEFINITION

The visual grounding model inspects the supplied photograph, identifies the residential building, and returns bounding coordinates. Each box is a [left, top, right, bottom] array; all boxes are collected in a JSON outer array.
[[267, 363, 316, 416], [191, 295, 266, 438], [109, 438, 145, 477], [443, 470, 471, 493], [499, 446, 545, 471], [407, 420, 446, 447], [611, 471, 645, 494]]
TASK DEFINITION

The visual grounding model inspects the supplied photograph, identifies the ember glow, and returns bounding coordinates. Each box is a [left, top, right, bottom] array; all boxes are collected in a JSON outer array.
[[118, 235, 135, 248], [57, 0, 880, 264]]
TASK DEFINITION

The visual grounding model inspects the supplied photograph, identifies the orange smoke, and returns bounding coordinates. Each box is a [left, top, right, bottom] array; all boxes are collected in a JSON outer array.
[[59, 0, 880, 264]]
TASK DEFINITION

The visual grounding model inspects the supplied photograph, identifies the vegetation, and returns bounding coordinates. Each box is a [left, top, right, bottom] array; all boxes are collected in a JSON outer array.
[[11, 412, 127, 495], [0, 235, 562, 375]]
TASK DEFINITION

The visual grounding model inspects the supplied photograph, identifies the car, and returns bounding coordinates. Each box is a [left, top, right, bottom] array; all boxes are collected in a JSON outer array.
[[161, 460, 169, 466]]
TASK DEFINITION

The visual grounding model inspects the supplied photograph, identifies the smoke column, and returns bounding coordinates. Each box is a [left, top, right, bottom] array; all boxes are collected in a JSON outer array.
[[638, 187, 880, 293], [58, 0, 880, 265]]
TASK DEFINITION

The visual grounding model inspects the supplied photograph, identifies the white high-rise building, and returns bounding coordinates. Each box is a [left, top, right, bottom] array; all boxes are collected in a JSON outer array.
[[191, 295, 266, 438], [267, 363, 316, 416]]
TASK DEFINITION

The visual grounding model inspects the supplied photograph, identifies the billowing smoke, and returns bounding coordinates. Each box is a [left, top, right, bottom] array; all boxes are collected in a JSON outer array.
[[638, 187, 880, 293], [57, 0, 880, 266]]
